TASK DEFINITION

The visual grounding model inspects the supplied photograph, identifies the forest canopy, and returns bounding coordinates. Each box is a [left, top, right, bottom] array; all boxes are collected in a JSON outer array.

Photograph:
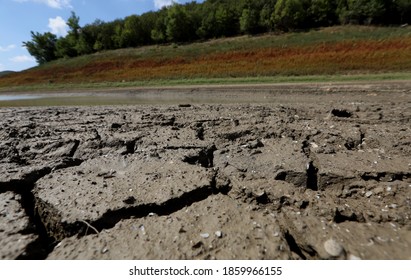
[[23, 0, 411, 65]]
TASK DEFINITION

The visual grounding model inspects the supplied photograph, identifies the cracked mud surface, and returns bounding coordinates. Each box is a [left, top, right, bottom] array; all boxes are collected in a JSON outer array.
[[1, 82, 410, 259]]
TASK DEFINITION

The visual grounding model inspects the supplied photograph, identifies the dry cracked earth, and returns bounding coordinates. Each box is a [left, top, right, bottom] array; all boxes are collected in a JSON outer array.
[[1, 82, 410, 260]]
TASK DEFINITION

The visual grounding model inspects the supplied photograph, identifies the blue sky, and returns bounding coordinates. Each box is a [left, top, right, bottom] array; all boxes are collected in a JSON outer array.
[[0, 0, 202, 72]]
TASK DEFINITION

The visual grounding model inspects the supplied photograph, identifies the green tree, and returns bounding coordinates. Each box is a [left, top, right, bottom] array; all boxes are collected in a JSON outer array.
[[396, 0, 411, 24], [139, 11, 158, 45], [54, 12, 81, 58], [151, 21, 166, 43], [196, 4, 237, 39], [151, 8, 168, 43], [93, 20, 120, 51], [67, 11, 81, 39], [183, 0, 202, 40], [77, 20, 104, 54], [240, 8, 259, 34], [309, 0, 337, 26], [23, 32, 57, 64], [214, 5, 239, 37], [55, 36, 77, 58], [75, 35, 94, 55], [112, 21, 124, 49], [120, 15, 143, 47], [165, 4, 192, 42], [259, 1, 277, 32], [197, 7, 215, 39], [337, 0, 386, 24], [273, 0, 309, 30]]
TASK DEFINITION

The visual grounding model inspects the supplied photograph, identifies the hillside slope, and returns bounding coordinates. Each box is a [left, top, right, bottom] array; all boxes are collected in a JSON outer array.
[[1, 26, 411, 90], [0, 71, 15, 78]]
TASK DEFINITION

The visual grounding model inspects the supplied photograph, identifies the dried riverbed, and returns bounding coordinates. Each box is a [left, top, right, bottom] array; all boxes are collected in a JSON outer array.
[[1, 82, 410, 259]]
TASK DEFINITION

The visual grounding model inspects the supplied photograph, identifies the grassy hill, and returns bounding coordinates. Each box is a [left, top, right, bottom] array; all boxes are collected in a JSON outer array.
[[1, 26, 411, 91], [0, 71, 15, 78]]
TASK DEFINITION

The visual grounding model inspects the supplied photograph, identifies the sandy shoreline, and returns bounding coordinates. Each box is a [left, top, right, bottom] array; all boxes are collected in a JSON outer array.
[[1, 82, 410, 259]]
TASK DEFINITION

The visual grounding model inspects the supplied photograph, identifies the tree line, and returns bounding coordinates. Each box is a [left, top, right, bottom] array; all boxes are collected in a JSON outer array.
[[24, 0, 411, 65]]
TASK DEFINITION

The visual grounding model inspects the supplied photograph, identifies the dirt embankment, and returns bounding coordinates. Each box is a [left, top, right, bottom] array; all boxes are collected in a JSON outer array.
[[0, 82, 410, 259]]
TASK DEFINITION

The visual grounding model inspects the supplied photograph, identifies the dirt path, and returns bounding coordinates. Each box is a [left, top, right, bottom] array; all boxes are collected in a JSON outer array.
[[0, 82, 410, 259]]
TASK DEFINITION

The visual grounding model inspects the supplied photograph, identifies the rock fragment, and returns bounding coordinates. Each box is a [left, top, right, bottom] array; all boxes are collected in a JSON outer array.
[[324, 238, 345, 257], [200, 233, 210, 239]]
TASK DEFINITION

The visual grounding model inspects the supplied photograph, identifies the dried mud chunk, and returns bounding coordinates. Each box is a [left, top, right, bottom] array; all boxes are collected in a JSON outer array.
[[214, 138, 307, 187], [315, 151, 410, 190], [34, 152, 215, 241], [181, 145, 216, 168], [230, 178, 295, 208], [334, 207, 365, 223], [0, 192, 39, 260], [0, 233, 39, 260], [0, 192, 30, 234], [278, 210, 411, 260], [220, 129, 252, 141], [47, 195, 291, 260], [327, 222, 411, 260]]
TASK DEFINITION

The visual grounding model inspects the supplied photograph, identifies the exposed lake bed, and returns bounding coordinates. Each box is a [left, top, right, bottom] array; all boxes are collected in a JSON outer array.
[[1, 81, 410, 259]]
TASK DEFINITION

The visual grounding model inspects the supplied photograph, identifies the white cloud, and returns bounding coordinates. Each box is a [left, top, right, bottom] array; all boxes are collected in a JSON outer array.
[[154, 0, 177, 9], [0, 44, 16, 52], [48, 16, 68, 36], [9, 55, 36, 63], [0, 64, 4, 71], [14, 0, 72, 9]]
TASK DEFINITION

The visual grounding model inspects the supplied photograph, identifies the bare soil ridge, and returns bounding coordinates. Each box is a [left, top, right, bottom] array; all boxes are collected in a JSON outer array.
[[0, 82, 410, 259]]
